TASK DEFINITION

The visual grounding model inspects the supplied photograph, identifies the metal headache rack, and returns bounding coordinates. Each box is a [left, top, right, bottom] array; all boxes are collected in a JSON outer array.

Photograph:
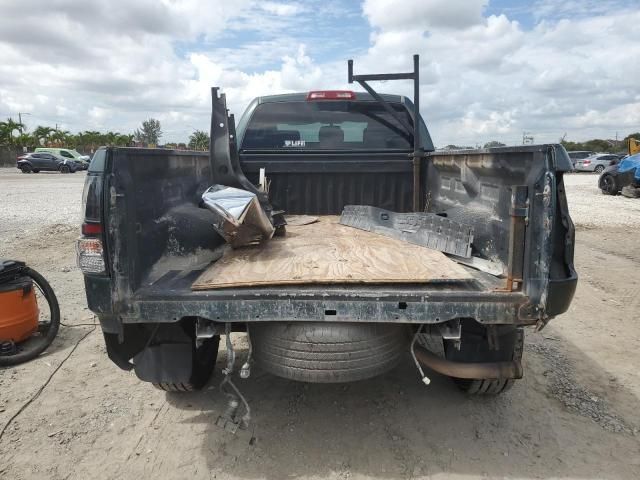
[[348, 54, 427, 211]]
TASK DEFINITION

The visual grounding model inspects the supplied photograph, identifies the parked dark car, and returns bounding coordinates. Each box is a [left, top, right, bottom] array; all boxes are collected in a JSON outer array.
[[35, 148, 90, 170], [599, 153, 640, 195], [16, 152, 79, 173]]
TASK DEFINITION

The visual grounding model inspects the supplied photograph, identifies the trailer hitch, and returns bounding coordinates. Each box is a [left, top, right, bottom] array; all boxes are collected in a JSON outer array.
[[216, 323, 255, 443]]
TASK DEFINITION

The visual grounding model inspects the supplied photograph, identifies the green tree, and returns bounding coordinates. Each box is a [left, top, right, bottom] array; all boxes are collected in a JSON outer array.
[[104, 131, 118, 146], [623, 132, 640, 143], [483, 141, 507, 148], [32, 125, 56, 145], [116, 133, 134, 146], [584, 139, 614, 152], [83, 130, 102, 150], [561, 138, 615, 153], [0, 123, 10, 145], [14, 133, 34, 148], [188, 130, 209, 150], [0, 118, 25, 145], [441, 144, 472, 150], [134, 118, 162, 145], [72, 131, 86, 147], [50, 129, 70, 146]]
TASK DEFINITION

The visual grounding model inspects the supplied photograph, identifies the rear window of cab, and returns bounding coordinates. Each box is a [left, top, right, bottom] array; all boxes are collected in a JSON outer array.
[[241, 101, 413, 150]]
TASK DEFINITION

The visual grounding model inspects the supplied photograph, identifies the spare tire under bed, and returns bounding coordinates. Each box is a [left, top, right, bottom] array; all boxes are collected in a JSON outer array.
[[251, 322, 408, 383]]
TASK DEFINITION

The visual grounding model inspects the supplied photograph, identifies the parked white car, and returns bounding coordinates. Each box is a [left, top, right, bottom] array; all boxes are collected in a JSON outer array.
[[574, 153, 619, 174]]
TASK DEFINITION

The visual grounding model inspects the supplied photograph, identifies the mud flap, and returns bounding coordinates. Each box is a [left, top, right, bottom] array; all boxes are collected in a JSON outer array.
[[133, 343, 194, 384], [104, 330, 147, 371]]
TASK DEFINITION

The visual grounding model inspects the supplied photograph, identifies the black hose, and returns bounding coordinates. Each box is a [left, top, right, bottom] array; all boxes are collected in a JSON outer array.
[[0, 267, 60, 366]]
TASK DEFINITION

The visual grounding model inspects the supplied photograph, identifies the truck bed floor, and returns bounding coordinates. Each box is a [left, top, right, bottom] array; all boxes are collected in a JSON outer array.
[[191, 216, 473, 290]]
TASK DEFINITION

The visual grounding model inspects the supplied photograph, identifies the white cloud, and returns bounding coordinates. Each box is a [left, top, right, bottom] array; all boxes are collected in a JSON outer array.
[[356, 0, 640, 145], [0, 0, 639, 146], [188, 45, 329, 114], [532, 0, 636, 21], [0, 0, 345, 140], [88, 107, 109, 122], [462, 109, 516, 135], [259, 1, 305, 16], [363, 0, 488, 30]]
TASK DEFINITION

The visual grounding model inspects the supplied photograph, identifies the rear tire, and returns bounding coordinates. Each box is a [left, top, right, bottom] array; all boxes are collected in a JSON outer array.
[[444, 320, 524, 396], [600, 174, 618, 195], [594, 165, 605, 174], [153, 382, 195, 392], [252, 322, 407, 383], [453, 376, 515, 395]]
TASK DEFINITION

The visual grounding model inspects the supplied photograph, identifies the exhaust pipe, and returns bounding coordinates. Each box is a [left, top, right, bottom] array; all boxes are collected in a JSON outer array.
[[414, 346, 523, 380]]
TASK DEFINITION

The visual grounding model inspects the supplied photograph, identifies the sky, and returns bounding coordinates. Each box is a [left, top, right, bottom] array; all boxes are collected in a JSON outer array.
[[0, 0, 639, 147]]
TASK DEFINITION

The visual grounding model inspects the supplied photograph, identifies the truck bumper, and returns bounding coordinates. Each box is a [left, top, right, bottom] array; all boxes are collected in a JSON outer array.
[[546, 272, 578, 317], [116, 287, 539, 325]]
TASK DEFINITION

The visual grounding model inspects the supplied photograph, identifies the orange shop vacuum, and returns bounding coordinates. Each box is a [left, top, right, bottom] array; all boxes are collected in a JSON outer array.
[[0, 260, 59, 366]]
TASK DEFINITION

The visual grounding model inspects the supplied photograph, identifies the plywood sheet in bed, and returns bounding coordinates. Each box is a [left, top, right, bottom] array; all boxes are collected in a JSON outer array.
[[192, 216, 472, 290]]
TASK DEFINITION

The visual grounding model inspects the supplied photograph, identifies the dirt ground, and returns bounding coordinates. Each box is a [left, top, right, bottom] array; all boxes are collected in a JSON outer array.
[[0, 168, 639, 480]]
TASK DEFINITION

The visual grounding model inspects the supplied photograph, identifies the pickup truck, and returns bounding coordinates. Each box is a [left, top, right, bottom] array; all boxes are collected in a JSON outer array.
[[78, 81, 577, 403]]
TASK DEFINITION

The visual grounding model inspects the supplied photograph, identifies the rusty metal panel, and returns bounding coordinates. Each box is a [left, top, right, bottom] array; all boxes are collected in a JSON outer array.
[[340, 205, 473, 258]]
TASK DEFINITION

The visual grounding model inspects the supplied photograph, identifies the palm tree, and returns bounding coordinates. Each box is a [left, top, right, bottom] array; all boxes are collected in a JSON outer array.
[[50, 129, 71, 146], [0, 123, 10, 145], [33, 126, 56, 146], [73, 131, 87, 149], [116, 133, 134, 146], [188, 130, 209, 150], [0, 118, 25, 145], [83, 130, 101, 150], [14, 133, 34, 148]]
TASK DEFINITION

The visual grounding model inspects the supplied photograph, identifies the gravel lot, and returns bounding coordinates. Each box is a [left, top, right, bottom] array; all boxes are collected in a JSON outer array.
[[0, 170, 86, 238], [564, 173, 640, 228], [1, 168, 639, 480]]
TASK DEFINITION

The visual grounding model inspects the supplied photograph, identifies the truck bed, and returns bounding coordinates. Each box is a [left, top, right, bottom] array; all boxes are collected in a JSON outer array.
[[191, 216, 472, 290], [99, 145, 576, 326]]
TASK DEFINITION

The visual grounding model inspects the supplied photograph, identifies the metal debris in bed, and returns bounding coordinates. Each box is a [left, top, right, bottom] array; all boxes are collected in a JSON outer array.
[[201, 185, 275, 248], [340, 205, 474, 258]]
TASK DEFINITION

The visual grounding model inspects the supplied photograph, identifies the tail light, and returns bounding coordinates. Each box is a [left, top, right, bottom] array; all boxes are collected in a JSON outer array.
[[77, 171, 107, 275], [307, 90, 356, 100], [77, 238, 105, 274], [583, 160, 591, 165], [81, 222, 103, 235]]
